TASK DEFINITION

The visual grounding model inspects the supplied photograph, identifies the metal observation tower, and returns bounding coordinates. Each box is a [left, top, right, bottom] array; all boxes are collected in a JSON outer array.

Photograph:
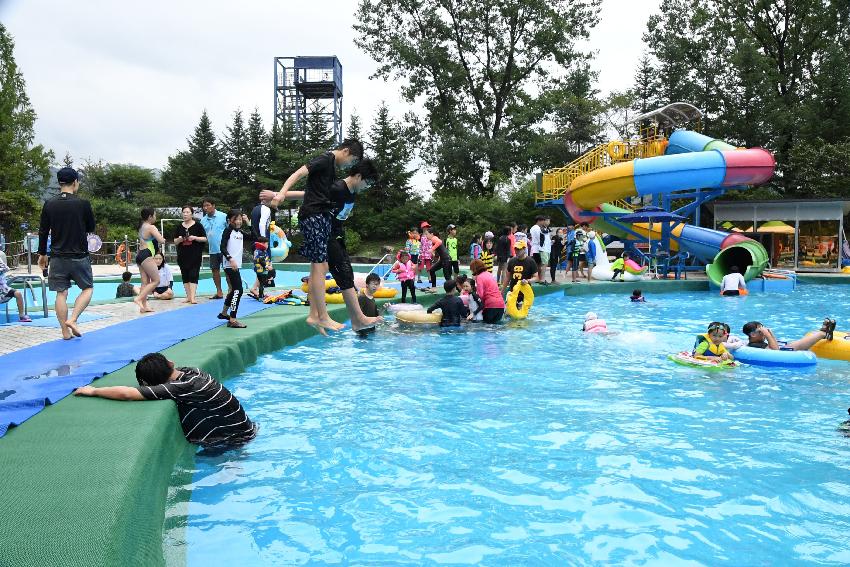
[[274, 56, 343, 144]]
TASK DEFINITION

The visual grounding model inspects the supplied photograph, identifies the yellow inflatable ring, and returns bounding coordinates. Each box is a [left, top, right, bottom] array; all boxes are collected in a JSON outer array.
[[373, 287, 397, 298], [301, 279, 338, 293], [506, 281, 534, 319], [326, 293, 345, 304], [607, 141, 627, 160], [396, 310, 442, 324]]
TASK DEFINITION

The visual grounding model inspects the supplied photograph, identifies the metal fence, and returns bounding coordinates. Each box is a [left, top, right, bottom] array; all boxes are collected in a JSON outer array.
[[0, 236, 176, 272]]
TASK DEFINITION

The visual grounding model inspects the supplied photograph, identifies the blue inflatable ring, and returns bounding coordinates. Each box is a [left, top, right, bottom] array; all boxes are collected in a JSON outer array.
[[732, 345, 817, 367]]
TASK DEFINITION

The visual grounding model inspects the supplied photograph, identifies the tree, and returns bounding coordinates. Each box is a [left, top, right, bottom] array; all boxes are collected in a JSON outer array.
[[62, 152, 73, 167], [632, 55, 658, 115], [0, 23, 53, 238], [369, 103, 416, 204], [347, 109, 364, 143], [246, 108, 269, 184], [80, 161, 158, 202], [354, 0, 602, 197], [221, 110, 250, 186], [160, 110, 225, 205], [303, 100, 336, 155]]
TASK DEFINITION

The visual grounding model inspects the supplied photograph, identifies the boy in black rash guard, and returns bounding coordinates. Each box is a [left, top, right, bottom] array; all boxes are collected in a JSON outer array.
[[219, 209, 252, 328], [266, 159, 383, 333], [268, 139, 364, 336], [427, 280, 469, 327], [74, 353, 256, 448], [248, 195, 277, 300]]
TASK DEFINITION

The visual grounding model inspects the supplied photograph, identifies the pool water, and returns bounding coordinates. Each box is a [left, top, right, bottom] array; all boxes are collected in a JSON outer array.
[[165, 286, 850, 565], [7, 268, 307, 311]]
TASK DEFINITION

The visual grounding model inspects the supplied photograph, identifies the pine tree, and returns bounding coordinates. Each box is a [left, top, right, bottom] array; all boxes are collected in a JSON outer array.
[[365, 102, 416, 208], [632, 55, 658, 115], [0, 23, 53, 238], [347, 109, 364, 144], [303, 100, 335, 155], [62, 152, 73, 167], [246, 108, 269, 184], [222, 110, 250, 185], [160, 110, 224, 205]]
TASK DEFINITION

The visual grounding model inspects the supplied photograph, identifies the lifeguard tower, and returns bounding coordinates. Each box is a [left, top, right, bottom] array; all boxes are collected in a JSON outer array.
[[274, 56, 343, 143]]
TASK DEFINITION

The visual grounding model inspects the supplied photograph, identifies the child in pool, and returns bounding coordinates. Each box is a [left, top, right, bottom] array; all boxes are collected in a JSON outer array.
[[630, 289, 646, 302], [693, 322, 733, 361], [461, 277, 484, 322], [426, 279, 469, 327], [582, 312, 608, 332], [357, 273, 381, 336]]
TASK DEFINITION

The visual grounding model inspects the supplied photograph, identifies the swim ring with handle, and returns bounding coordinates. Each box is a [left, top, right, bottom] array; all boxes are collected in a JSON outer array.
[[506, 281, 534, 319]]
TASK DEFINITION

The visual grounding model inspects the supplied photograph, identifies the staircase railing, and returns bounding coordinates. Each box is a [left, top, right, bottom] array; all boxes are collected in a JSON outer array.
[[366, 254, 396, 281], [536, 136, 668, 204]]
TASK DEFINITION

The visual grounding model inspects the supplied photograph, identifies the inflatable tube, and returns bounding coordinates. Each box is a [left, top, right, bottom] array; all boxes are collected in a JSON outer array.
[[269, 225, 290, 261], [719, 288, 749, 296], [624, 258, 649, 275], [668, 352, 740, 369], [506, 282, 534, 319], [115, 243, 129, 267], [842, 266, 850, 274], [396, 310, 442, 324], [373, 288, 398, 299], [732, 345, 817, 367], [387, 303, 424, 313], [809, 330, 850, 362], [584, 319, 608, 333], [300, 278, 338, 293]]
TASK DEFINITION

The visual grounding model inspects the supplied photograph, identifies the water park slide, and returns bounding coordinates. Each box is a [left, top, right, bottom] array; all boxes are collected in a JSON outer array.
[[562, 130, 775, 285]]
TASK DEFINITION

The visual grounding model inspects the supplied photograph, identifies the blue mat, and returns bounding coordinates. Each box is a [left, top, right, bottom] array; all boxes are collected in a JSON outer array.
[[0, 300, 274, 437]]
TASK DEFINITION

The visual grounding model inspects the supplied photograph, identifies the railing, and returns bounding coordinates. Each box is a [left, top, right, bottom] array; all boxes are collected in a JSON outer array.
[[366, 254, 396, 281], [3, 274, 48, 322], [536, 136, 668, 204]]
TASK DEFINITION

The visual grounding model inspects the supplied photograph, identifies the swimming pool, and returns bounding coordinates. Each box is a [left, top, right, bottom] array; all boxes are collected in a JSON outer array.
[[7, 268, 308, 312], [165, 286, 850, 565]]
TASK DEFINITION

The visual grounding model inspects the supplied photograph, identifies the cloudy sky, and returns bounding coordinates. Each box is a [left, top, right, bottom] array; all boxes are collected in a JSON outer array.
[[2, 0, 660, 191]]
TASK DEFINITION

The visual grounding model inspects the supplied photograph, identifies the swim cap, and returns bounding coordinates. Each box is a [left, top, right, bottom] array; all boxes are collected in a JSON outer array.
[[587, 230, 596, 239], [585, 312, 597, 321]]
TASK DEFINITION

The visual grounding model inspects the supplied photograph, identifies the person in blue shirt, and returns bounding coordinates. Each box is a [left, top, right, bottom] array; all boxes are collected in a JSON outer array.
[[200, 196, 229, 299]]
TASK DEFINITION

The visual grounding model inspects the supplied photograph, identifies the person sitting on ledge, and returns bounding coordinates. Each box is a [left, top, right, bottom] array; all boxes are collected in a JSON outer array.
[[74, 352, 257, 447], [742, 318, 836, 351]]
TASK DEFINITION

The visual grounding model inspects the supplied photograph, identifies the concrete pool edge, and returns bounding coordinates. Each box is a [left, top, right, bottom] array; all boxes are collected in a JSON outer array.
[[0, 282, 613, 567]]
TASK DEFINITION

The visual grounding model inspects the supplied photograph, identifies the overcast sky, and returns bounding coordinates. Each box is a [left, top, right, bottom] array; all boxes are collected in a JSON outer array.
[[1, 0, 660, 192]]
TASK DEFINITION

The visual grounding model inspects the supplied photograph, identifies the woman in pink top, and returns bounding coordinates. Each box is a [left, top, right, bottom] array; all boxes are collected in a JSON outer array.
[[470, 259, 505, 323], [391, 249, 417, 303]]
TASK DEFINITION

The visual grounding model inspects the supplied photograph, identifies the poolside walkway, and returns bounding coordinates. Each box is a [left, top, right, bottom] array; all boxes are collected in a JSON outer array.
[[1, 296, 219, 355]]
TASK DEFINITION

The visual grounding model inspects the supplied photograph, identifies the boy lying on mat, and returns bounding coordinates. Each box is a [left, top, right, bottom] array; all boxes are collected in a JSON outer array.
[[74, 352, 256, 447]]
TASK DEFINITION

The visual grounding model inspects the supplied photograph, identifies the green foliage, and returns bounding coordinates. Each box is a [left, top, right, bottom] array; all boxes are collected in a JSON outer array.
[[355, 0, 602, 196], [347, 109, 363, 143], [0, 23, 53, 239], [343, 228, 362, 254], [642, 0, 850, 197], [222, 110, 250, 186], [79, 160, 158, 202], [88, 197, 139, 241], [160, 110, 225, 206]]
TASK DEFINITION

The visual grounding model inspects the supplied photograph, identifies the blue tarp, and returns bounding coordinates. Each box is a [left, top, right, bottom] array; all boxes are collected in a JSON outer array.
[[0, 300, 274, 437]]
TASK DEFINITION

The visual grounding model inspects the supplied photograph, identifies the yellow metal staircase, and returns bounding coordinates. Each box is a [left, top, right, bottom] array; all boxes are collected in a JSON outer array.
[[536, 136, 668, 208]]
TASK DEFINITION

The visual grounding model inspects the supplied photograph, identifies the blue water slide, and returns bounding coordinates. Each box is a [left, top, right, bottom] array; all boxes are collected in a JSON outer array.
[[633, 151, 727, 197]]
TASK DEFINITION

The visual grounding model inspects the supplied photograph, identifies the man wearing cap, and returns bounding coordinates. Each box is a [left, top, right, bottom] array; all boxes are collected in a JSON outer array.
[[500, 239, 537, 305], [38, 167, 96, 339]]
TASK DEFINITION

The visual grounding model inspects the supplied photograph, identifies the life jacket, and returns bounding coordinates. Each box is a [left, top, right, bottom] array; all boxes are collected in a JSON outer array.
[[693, 333, 727, 356], [583, 318, 608, 333], [611, 258, 625, 271]]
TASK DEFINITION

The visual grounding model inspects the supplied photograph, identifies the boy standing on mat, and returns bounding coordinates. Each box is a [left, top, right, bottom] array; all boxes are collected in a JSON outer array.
[[264, 159, 382, 333], [268, 139, 364, 335]]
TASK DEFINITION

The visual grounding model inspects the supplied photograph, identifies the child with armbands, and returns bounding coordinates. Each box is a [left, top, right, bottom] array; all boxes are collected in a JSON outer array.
[[693, 322, 733, 361]]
